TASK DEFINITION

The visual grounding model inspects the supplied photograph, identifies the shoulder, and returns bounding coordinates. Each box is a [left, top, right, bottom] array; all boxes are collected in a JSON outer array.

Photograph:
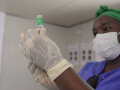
[[78, 60, 106, 81], [79, 60, 106, 73]]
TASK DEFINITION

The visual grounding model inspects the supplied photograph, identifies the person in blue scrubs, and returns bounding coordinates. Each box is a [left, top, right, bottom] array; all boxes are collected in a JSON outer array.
[[79, 5, 120, 90]]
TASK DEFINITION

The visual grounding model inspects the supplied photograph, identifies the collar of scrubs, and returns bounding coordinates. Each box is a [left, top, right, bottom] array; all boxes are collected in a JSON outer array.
[[95, 60, 120, 89]]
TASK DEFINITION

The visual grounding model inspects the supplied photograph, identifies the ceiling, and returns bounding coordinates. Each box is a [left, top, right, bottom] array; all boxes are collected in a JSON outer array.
[[0, 0, 120, 27]]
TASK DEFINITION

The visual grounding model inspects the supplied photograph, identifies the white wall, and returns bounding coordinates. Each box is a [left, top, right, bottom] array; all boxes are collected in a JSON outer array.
[[0, 15, 67, 90]]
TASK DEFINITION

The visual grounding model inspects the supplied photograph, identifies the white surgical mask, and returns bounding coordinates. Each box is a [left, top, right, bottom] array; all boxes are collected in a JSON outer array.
[[93, 32, 120, 60]]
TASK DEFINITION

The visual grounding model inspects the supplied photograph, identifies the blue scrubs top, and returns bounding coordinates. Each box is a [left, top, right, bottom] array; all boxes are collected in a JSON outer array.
[[78, 60, 120, 90]]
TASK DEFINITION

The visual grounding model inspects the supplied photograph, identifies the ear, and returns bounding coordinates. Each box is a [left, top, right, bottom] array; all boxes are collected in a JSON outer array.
[[117, 23, 120, 43]]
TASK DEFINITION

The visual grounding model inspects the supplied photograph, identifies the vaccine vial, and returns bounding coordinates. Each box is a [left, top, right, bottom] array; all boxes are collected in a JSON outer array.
[[37, 15, 43, 30]]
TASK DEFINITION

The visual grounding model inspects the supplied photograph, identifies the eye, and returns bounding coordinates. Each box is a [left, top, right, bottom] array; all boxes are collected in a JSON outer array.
[[103, 27, 111, 32]]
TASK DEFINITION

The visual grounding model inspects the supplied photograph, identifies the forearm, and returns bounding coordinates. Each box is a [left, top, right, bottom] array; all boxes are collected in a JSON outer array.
[[54, 68, 94, 90]]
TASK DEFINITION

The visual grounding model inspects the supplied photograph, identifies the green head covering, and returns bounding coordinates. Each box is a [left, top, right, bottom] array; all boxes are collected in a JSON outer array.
[[95, 5, 120, 22]]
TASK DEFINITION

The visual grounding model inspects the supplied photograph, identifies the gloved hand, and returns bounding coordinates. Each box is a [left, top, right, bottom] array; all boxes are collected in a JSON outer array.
[[19, 28, 73, 81], [27, 61, 59, 90]]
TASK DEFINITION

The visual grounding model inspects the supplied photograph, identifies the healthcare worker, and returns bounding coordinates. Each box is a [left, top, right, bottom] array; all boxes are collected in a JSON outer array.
[[19, 5, 120, 90]]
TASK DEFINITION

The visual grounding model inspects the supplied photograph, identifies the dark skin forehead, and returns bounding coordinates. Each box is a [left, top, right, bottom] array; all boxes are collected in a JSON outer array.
[[94, 15, 120, 26], [93, 15, 120, 33]]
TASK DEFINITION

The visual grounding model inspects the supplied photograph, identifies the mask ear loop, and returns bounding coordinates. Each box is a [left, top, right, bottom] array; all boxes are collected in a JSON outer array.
[[117, 32, 120, 35], [117, 32, 120, 44]]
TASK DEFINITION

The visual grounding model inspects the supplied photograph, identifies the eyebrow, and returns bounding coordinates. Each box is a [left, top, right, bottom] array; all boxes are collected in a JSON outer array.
[[102, 22, 111, 25]]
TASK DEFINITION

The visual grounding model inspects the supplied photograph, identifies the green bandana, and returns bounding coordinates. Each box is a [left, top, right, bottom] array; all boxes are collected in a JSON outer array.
[[95, 5, 120, 21]]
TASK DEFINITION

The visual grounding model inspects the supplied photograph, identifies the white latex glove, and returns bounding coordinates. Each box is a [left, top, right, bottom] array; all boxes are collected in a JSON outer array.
[[19, 28, 73, 81], [27, 61, 59, 90]]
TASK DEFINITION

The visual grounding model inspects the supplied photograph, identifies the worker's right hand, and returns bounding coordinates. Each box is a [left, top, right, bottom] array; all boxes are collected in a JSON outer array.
[[19, 28, 73, 81], [28, 61, 59, 90]]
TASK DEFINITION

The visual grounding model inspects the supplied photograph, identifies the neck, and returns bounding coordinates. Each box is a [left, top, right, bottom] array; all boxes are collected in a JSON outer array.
[[102, 55, 120, 74], [106, 55, 120, 66]]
